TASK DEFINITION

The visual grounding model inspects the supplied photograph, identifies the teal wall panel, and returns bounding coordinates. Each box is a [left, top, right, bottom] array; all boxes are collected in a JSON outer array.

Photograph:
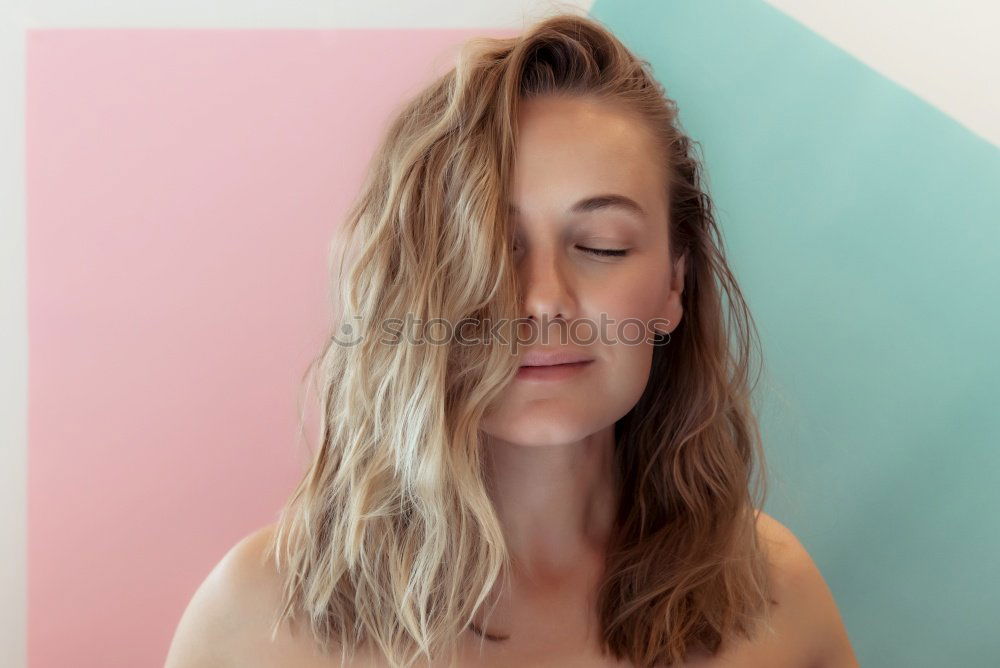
[[590, 1, 1000, 665]]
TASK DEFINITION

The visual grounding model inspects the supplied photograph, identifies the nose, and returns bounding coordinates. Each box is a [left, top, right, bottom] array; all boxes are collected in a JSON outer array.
[[518, 241, 574, 327]]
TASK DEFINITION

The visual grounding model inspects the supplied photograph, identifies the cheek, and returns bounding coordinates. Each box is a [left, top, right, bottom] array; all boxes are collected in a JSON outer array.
[[604, 339, 656, 407], [587, 266, 669, 326]]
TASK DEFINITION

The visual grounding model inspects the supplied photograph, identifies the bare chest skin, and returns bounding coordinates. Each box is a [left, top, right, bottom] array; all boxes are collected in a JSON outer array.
[[247, 559, 810, 668], [446, 565, 631, 668], [253, 597, 803, 668]]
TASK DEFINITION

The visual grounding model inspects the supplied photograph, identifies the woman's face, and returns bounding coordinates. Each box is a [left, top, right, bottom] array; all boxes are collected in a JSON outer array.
[[480, 94, 686, 447]]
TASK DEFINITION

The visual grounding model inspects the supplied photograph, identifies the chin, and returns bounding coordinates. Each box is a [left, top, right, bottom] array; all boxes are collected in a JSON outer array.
[[484, 404, 606, 448], [505, 431, 589, 448]]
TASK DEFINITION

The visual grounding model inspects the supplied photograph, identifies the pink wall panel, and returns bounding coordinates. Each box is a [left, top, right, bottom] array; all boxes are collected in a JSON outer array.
[[26, 28, 515, 667]]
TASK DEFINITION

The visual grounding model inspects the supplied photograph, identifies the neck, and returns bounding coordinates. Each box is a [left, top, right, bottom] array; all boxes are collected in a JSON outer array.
[[482, 424, 619, 581]]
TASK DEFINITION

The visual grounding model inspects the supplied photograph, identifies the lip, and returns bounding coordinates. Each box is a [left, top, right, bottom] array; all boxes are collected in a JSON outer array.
[[516, 349, 595, 382], [518, 349, 595, 367]]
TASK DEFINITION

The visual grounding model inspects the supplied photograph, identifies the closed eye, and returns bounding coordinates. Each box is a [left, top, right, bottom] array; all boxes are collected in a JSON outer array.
[[578, 246, 630, 258]]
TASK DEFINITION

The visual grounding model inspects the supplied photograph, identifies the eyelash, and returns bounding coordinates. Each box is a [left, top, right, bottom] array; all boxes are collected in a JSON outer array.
[[578, 246, 630, 258], [510, 244, 630, 258]]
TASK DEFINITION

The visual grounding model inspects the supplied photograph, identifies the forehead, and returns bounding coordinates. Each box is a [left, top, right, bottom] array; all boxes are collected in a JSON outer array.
[[511, 96, 667, 218]]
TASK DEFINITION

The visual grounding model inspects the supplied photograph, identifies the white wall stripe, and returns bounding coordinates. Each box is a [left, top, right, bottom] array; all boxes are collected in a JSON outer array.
[[1, 0, 28, 663], [18, 0, 595, 28]]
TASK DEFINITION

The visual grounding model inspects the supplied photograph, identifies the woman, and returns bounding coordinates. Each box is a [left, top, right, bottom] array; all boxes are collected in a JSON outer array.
[[166, 13, 857, 668]]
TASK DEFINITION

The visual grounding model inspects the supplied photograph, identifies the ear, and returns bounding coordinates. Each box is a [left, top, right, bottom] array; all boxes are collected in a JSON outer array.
[[656, 250, 687, 335]]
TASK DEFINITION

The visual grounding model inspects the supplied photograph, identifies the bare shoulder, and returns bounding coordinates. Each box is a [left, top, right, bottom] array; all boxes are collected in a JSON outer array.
[[164, 523, 323, 668], [754, 510, 860, 668]]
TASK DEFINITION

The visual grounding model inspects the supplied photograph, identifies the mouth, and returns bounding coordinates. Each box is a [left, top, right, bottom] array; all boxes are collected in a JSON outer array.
[[515, 359, 594, 381]]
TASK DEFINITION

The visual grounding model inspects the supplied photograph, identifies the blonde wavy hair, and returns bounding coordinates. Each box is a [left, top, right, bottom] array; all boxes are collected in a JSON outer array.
[[266, 11, 773, 667]]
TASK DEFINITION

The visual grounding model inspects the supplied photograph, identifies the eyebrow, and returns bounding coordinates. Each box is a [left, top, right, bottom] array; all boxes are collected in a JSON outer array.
[[509, 193, 647, 219]]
